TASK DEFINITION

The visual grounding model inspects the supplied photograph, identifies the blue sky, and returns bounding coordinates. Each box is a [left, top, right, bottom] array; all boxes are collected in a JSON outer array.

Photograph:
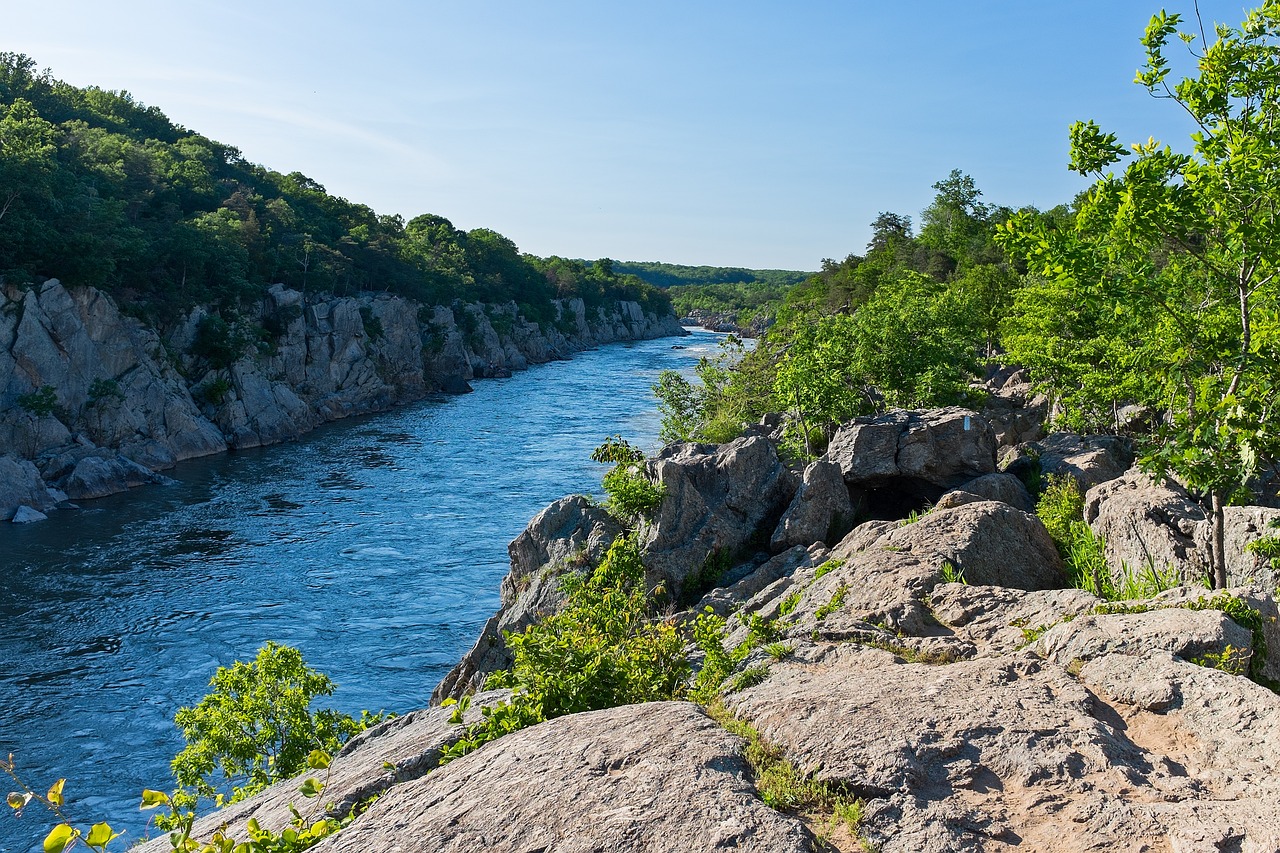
[[6, 1, 1252, 269]]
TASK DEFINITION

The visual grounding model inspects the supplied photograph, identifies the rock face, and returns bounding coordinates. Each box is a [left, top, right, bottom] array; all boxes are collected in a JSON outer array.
[[825, 408, 997, 516], [770, 459, 852, 551], [309, 703, 817, 853], [1084, 469, 1280, 589], [640, 436, 797, 599], [0, 280, 684, 515], [432, 496, 624, 702]]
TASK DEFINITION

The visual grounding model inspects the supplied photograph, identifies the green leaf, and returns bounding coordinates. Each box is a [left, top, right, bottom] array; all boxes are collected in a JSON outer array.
[[140, 788, 170, 809], [43, 823, 75, 853], [85, 822, 119, 848], [305, 749, 330, 770], [46, 778, 65, 808], [7, 791, 31, 809], [298, 777, 323, 798]]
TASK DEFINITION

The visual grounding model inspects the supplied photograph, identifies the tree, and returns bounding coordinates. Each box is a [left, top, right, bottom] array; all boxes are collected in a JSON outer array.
[[1000, 2, 1280, 587], [168, 642, 371, 811]]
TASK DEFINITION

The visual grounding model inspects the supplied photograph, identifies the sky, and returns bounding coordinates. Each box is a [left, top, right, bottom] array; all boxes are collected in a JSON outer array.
[[4, 1, 1254, 270]]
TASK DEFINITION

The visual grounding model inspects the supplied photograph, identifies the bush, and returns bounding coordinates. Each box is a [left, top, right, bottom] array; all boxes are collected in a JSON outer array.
[[17, 385, 58, 417], [448, 537, 686, 761], [592, 436, 665, 522], [167, 642, 378, 813]]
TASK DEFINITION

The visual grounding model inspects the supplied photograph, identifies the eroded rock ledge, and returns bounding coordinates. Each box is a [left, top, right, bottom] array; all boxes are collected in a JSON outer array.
[[0, 279, 685, 518]]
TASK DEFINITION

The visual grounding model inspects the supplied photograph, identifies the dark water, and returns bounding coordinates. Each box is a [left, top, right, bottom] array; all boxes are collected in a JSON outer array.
[[0, 329, 722, 852]]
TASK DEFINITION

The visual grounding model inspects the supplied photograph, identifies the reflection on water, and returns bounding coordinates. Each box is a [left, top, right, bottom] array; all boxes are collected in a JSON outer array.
[[0, 329, 725, 852]]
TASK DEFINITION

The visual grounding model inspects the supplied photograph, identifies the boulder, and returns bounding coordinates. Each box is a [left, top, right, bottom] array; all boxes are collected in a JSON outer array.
[[951, 472, 1035, 513], [1013, 432, 1134, 491], [59, 450, 164, 500], [774, 501, 1066, 638], [640, 436, 796, 600], [770, 459, 853, 551], [10, 505, 47, 523], [0, 454, 60, 519], [1034, 608, 1253, 670], [1083, 470, 1210, 586], [308, 703, 816, 853], [727, 644, 1280, 853], [825, 408, 996, 515]]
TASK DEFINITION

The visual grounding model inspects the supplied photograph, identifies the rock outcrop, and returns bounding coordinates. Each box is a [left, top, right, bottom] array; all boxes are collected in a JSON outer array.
[[144, 404, 1280, 853], [640, 436, 797, 599], [0, 279, 684, 518], [309, 703, 817, 853]]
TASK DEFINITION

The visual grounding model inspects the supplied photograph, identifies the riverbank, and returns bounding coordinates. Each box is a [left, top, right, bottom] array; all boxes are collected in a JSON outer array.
[[0, 330, 723, 853], [0, 279, 685, 520]]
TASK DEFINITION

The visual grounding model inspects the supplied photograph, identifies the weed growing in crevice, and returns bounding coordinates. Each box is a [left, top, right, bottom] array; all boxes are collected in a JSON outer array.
[[704, 701, 870, 849]]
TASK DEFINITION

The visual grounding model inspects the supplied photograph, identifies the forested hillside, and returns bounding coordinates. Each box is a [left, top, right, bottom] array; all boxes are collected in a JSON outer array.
[[0, 53, 669, 324]]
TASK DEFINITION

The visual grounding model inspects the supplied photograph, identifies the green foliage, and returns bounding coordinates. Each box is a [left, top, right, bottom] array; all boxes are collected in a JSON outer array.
[[999, 4, 1280, 588], [86, 378, 123, 404], [1184, 593, 1270, 683], [680, 548, 734, 606], [197, 377, 234, 406], [357, 306, 383, 341], [167, 642, 376, 814], [191, 315, 246, 370], [16, 385, 57, 416], [726, 665, 770, 693], [704, 702, 867, 843], [813, 559, 842, 580], [689, 609, 745, 703], [939, 562, 967, 585], [591, 436, 665, 522], [447, 537, 686, 762], [814, 584, 849, 621], [777, 591, 801, 616], [0, 55, 675, 320]]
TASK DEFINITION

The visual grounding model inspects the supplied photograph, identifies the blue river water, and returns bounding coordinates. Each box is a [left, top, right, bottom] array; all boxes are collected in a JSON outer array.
[[0, 328, 722, 852]]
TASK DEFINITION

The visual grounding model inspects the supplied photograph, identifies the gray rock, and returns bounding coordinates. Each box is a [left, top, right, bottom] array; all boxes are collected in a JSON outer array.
[[727, 643, 1280, 853], [131, 691, 512, 853], [61, 450, 163, 500], [1083, 470, 1209, 586], [770, 459, 853, 551], [432, 496, 623, 703], [1034, 608, 1253, 669], [640, 436, 796, 600], [953, 472, 1035, 513], [1023, 432, 1134, 490], [929, 584, 1101, 657], [781, 500, 1065, 638], [0, 454, 60, 519], [308, 703, 816, 853], [10, 505, 47, 523], [825, 408, 997, 514]]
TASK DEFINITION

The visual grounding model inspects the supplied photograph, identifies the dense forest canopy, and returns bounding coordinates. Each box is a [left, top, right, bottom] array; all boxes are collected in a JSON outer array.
[[0, 53, 670, 323]]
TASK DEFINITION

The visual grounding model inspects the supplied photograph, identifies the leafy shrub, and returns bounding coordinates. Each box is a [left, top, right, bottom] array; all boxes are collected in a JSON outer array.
[[17, 385, 58, 417], [449, 537, 686, 761], [197, 377, 233, 406], [358, 305, 383, 340], [815, 584, 849, 620], [191, 315, 245, 369], [87, 378, 123, 404], [166, 642, 379, 815], [592, 436, 666, 523]]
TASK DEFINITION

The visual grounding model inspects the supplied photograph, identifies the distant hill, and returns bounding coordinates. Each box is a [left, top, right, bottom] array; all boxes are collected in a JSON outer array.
[[613, 262, 813, 290]]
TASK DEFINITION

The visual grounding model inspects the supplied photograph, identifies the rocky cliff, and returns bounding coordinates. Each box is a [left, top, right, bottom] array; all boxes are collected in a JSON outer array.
[[151, 404, 1280, 852], [0, 279, 685, 519]]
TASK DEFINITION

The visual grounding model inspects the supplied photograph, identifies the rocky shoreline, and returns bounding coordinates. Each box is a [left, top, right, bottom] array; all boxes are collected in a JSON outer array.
[[0, 279, 685, 520], [137, 395, 1280, 852]]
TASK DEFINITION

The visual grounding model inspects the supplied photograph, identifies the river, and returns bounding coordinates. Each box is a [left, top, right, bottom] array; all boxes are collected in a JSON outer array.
[[0, 328, 724, 852]]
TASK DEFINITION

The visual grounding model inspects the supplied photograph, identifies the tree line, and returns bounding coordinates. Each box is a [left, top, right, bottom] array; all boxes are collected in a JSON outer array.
[[0, 53, 670, 324]]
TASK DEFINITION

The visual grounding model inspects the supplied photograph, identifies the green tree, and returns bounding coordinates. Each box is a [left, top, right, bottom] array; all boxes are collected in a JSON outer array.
[[1000, 2, 1280, 587], [168, 642, 372, 811]]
